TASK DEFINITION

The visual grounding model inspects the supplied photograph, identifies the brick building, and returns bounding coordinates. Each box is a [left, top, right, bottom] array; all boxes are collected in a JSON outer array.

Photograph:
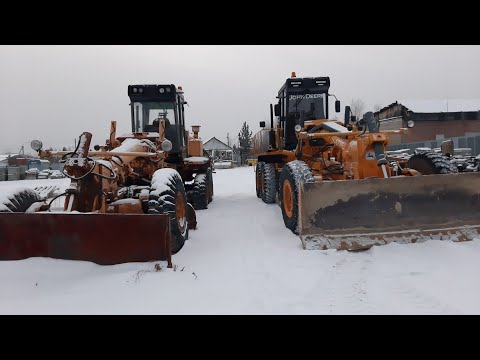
[[374, 99, 480, 145]]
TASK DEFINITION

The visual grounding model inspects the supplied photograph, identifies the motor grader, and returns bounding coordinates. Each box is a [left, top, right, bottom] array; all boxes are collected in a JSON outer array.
[[0, 84, 213, 265], [253, 73, 480, 250]]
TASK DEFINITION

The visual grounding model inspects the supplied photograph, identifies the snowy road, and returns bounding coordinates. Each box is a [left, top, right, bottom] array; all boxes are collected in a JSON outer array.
[[1, 167, 479, 314]]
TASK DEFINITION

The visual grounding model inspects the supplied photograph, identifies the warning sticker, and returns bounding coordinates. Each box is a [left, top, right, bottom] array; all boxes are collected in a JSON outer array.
[[366, 151, 376, 160]]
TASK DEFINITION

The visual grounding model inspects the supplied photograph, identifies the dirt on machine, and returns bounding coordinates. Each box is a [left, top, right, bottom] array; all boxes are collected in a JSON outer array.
[[0, 84, 214, 265], [253, 72, 480, 251]]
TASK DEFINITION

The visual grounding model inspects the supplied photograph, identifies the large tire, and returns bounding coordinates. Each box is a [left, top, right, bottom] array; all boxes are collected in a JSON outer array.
[[148, 169, 189, 254], [0, 188, 41, 213], [192, 172, 209, 210], [407, 152, 457, 174], [255, 162, 265, 198], [207, 167, 214, 204], [261, 163, 277, 204], [186, 188, 194, 205], [278, 160, 314, 234]]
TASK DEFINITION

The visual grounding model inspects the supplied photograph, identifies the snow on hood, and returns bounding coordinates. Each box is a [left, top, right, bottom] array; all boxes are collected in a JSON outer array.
[[112, 138, 156, 153], [184, 157, 209, 163], [323, 121, 351, 133]]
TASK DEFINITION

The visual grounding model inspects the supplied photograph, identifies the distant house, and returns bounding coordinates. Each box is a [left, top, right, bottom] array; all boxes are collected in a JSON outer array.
[[375, 99, 480, 145], [203, 137, 236, 162], [0, 155, 11, 167], [0, 154, 20, 167]]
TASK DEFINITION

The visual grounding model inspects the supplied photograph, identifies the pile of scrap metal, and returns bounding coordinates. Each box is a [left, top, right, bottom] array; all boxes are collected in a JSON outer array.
[[387, 141, 480, 173]]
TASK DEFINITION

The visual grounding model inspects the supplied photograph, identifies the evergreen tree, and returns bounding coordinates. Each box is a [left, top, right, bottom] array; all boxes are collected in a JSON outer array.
[[238, 121, 252, 164]]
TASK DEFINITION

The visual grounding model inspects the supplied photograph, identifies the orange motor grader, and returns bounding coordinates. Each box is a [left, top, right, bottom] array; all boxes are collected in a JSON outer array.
[[0, 84, 213, 265], [253, 73, 480, 250]]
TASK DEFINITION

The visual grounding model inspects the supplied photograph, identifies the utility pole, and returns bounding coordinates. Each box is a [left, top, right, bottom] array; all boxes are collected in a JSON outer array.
[[227, 133, 230, 147]]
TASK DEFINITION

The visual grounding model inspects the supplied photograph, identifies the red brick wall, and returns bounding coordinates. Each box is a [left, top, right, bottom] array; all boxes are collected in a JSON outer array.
[[404, 120, 480, 142]]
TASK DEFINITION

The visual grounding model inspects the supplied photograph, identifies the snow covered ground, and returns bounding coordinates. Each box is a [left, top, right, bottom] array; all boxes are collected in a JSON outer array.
[[1, 167, 479, 314]]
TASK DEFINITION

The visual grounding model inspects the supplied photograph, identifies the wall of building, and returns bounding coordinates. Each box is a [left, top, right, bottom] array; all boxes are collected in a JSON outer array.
[[376, 103, 480, 145], [378, 118, 404, 145], [404, 118, 480, 143]]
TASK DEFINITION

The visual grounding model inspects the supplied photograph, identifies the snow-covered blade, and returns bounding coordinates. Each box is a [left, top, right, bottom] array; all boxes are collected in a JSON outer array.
[[299, 173, 480, 250], [0, 213, 172, 266]]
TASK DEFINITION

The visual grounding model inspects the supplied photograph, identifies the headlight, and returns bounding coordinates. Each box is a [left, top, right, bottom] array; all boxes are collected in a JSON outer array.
[[159, 87, 165, 93], [295, 125, 302, 132], [132, 87, 138, 93], [138, 88, 143, 93], [30, 140, 43, 151], [407, 120, 415, 128], [161, 139, 173, 152]]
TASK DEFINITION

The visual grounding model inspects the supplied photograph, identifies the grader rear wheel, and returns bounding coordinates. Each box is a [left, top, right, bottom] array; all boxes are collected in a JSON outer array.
[[256, 162, 265, 198], [261, 163, 277, 204], [207, 167, 214, 203], [192, 173, 209, 210]]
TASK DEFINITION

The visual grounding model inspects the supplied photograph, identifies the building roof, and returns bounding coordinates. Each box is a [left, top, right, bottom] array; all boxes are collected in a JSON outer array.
[[398, 99, 480, 113], [0, 154, 19, 162], [203, 137, 233, 151]]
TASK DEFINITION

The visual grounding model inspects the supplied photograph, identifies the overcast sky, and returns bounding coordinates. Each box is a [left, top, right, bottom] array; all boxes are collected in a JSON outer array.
[[1, 45, 479, 154]]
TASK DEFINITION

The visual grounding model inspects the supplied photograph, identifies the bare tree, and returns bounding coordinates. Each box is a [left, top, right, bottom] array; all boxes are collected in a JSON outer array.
[[373, 104, 382, 112], [350, 98, 365, 118]]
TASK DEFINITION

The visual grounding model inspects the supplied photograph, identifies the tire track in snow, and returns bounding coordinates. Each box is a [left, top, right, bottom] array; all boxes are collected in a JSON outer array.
[[310, 250, 382, 315], [386, 277, 463, 314]]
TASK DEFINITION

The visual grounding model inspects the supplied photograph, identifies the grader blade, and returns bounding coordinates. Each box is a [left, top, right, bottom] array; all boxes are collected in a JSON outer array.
[[298, 173, 480, 250], [0, 213, 172, 266]]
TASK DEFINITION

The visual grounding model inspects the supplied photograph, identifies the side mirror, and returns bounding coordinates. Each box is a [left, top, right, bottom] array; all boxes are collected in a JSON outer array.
[[344, 106, 351, 125], [259, 121, 266, 128], [274, 103, 281, 117], [299, 110, 306, 129], [335, 100, 341, 113]]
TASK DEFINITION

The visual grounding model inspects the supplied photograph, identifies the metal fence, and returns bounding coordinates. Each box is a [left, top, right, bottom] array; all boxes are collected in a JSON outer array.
[[387, 134, 480, 155]]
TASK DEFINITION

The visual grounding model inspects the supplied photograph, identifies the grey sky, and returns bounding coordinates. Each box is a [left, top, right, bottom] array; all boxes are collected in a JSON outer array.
[[1, 45, 479, 154]]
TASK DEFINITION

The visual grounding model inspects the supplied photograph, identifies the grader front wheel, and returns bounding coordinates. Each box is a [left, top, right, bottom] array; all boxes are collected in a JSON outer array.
[[149, 169, 189, 254], [278, 160, 314, 234]]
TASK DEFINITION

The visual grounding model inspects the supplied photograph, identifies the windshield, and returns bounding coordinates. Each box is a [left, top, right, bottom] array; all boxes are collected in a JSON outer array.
[[132, 101, 175, 133], [288, 93, 326, 119]]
